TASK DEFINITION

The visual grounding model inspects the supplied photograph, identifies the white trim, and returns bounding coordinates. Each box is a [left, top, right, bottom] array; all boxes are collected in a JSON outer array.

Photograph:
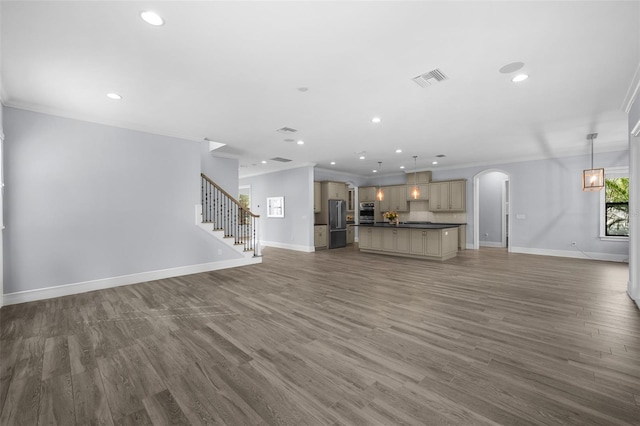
[[623, 62, 640, 113], [261, 240, 315, 253], [631, 118, 640, 137], [511, 246, 628, 263], [473, 169, 512, 252], [479, 241, 504, 248], [599, 167, 629, 239], [3, 257, 262, 306], [600, 236, 629, 242]]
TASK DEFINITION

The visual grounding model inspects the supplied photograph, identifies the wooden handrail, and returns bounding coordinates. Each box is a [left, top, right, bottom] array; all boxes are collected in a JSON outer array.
[[200, 173, 260, 218]]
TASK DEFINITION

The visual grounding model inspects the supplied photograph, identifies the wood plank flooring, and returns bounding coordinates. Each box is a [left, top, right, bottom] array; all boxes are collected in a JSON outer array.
[[1, 246, 639, 425]]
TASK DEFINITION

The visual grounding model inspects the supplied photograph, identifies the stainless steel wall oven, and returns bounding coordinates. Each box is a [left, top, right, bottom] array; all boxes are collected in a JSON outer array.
[[359, 202, 375, 224]]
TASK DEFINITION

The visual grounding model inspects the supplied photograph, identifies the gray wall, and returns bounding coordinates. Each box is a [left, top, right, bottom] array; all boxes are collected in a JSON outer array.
[[479, 171, 506, 245], [3, 107, 240, 294], [241, 166, 314, 251], [201, 146, 239, 197], [432, 150, 629, 257]]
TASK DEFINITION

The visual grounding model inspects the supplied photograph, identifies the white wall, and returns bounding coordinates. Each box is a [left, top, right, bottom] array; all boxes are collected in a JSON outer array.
[[479, 172, 506, 245], [432, 150, 629, 260], [628, 97, 640, 306], [0, 103, 4, 308], [241, 166, 314, 252], [3, 107, 243, 297]]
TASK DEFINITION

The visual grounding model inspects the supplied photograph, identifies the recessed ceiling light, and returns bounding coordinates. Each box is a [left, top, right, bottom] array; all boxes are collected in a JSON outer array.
[[261, 160, 267, 164], [400, 166, 405, 169], [297, 140, 304, 145], [512, 74, 529, 83], [371, 117, 381, 123], [106, 93, 122, 100], [372, 170, 378, 173], [330, 161, 336, 165], [395, 149, 402, 153], [359, 156, 365, 160], [141, 11, 164, 26], [432, 161, 438, 165]]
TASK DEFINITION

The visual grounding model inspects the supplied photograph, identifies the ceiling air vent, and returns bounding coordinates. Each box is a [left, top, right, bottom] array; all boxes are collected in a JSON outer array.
[[270, 157, 292, 162], [276, 127, 298, 134], [412, 69, 448, 88]]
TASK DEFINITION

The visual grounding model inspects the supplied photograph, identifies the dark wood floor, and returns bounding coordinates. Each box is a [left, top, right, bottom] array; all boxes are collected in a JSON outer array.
[[1, 246, 639, 425]]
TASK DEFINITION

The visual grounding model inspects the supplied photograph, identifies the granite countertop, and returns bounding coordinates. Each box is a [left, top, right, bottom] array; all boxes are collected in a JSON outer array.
[[355, 222, 461, 229]]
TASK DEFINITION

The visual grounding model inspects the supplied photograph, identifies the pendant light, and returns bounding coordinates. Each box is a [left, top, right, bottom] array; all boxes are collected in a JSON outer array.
[[582, 133, 604, 192], [410, 155, 420, 199], [376, 161, 384, 201]]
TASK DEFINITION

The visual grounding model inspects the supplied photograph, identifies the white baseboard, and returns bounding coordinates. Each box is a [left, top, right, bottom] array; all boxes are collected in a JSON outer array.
[[479, 241, 505, 248], [510, 246, 628, 262], [261, 240, 315, 253], [3, 257, 262, 306]]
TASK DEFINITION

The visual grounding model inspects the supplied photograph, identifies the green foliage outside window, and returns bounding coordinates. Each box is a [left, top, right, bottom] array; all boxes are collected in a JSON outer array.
[[605, 177, 629, 237]]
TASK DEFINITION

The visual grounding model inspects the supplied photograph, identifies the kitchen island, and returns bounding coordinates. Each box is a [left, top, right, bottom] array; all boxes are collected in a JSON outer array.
[[356, 223, 459, 261]]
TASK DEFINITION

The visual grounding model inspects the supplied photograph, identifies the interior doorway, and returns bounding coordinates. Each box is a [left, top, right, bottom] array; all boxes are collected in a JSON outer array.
[[473, 169, 511, 251]]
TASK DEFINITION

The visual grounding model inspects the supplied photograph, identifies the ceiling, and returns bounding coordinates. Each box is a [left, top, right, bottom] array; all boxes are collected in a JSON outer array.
[[1, 1, 639, 178]]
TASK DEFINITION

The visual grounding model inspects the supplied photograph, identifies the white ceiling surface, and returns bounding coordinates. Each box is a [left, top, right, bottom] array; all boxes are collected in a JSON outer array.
[[2, 1, 639, 178]]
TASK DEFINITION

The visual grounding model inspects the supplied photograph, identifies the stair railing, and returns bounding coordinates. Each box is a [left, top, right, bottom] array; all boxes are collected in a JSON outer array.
[[201, 173, 261, 256]]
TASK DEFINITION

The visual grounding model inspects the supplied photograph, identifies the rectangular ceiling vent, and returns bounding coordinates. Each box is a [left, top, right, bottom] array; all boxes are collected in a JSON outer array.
[[270, 157, 292, 162], [412, 68, 448, 88], [276, 127, 298, 134]]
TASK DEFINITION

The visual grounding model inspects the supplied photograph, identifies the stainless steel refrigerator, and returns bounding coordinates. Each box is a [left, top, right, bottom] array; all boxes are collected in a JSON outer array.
[[328, 199, 347, 249]]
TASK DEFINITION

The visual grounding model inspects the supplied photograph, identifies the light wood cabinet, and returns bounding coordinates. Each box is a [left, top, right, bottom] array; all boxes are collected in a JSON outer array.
[[358, 186, 377, 204], [361, 226, 458, 260], [371, 228, 384, 250], [429, 180, 466, 212], [381, 228, 409, 253], [314, 225, 327, 248], [347, 224, 355, 244], [389, 185, 407, 212], [314, 181, 321, 213], [407, 183, 429, 201], [396, 228, 410, 253], [326, 181, 347, 201], [378, 185, 408, 213], [359, 227, 372, 249]]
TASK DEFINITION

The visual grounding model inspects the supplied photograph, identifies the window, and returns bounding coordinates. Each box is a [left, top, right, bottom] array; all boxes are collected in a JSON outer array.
[[600, 168, 629, 239]]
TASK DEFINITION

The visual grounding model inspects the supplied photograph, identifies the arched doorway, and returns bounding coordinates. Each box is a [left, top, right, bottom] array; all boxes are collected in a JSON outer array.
[[473, 169, 511, 251]]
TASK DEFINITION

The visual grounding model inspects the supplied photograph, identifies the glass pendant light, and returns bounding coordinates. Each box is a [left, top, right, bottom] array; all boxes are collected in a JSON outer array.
[[376, 162, 384, 201], [410, 155, 420, 199], [582, 133, 604, 192]]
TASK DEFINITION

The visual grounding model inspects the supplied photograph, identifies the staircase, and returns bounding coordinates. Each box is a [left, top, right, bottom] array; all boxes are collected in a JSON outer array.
[[199, 173, 261, 257]]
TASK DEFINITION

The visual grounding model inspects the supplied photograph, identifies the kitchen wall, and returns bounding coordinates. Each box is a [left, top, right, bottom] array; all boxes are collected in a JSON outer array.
[[241, 165, 314, 252], [432, 150, 629, 260], [479, 171, 507, 246], [2, 107, 245, 300]]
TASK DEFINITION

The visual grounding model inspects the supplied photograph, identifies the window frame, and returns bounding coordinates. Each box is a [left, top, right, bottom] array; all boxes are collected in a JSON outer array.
[[599, 166, 629, 241]]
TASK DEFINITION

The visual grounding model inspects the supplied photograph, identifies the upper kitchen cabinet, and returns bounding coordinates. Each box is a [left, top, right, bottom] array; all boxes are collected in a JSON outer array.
[[406, 171, 431, 201], [379, 185, 407, 213], [358, 186, 377, 203], [429, 180, 466, 212], [324, 181, 348, 201], [314, 181, 321, 213]]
